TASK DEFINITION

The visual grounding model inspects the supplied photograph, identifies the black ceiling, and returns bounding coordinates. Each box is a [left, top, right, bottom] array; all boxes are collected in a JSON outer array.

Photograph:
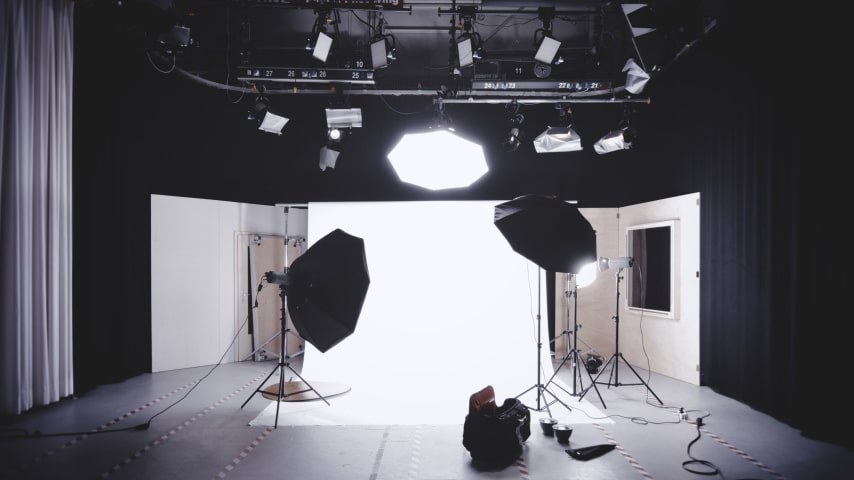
[[73, 0, 724, 207], [98, 0, 715, 100]]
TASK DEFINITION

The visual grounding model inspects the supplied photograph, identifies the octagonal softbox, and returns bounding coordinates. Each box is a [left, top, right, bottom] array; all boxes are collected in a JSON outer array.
[[286, 229, 370, 353], [494, 194, 596, 274]]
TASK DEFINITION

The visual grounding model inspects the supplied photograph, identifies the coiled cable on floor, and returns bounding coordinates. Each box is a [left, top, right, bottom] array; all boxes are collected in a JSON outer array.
[[681, 417, 723, 477]]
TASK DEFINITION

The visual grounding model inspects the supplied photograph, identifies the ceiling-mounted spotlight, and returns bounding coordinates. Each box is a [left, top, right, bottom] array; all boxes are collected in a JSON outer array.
[[313, 31, 333, 62], [622, 58, 650, 94], [621, 3, 655, 73], [327, 127, 346, 143], [455, 7, 484, 68], [533, 6, 561, 67], [370, 15, 396, 69], [503, 128, 522, 152], [248, 94, 289, 135], [319, 105, 361, 170], [533, 104, 582, 153], [457, 37, 474, 68], [371, 35, 396, 69], [594, 127, 636, 154], [308, 10, 337, 63], [534, 36, 561, 65], [319, 146, 340, 171], [501, 100, 525, 152], [534, 126, 582, 153], [594, 105, 637, 154], [157, 24, 191, 49], [456, 33, 484, 68], [325, 108, 362, 129]]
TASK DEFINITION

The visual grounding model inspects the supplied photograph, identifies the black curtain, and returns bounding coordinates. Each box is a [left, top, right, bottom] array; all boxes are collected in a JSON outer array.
[[644, 6, 850, 448]]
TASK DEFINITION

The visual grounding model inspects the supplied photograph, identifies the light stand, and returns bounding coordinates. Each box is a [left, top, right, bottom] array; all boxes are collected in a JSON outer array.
[[515, 269, 573, 415], [580, 266, 662, 407], [546, 274, 603, 406], [241, 276, 330, 428], [243, 237, 303, 362]]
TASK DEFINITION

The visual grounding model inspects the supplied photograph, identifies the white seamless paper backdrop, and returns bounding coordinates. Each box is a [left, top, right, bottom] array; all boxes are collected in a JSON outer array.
[[297, 201, 556, 423]]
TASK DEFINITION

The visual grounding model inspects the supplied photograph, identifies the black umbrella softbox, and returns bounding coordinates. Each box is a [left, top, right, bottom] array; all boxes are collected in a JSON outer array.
[[494, 194, 596, 274], [286, 228, 370, 353]]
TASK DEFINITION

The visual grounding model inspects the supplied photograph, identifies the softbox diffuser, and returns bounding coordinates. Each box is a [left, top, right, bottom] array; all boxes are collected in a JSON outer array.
[[494, 194, 596, 274], [287, 228, 370, 353]]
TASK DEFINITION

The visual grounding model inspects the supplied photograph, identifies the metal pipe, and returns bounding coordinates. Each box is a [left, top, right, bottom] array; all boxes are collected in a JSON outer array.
[[176, 66, 649, 104], [438, 96, 650, 105]]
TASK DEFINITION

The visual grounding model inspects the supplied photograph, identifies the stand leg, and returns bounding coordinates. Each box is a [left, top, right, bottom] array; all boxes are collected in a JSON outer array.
[[585, 352, 662, 405]]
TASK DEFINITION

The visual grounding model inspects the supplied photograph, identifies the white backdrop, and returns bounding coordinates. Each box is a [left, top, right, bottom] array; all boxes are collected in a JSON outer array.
[[295, 201, 555, 423]]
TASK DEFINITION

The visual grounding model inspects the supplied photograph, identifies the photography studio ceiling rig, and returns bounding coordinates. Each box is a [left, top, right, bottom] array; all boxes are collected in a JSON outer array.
[[141, 0, 715, 102]]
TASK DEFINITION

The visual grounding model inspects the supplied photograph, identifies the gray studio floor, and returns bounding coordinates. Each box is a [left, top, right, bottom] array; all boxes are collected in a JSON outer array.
[[2, 355, 853, 480]]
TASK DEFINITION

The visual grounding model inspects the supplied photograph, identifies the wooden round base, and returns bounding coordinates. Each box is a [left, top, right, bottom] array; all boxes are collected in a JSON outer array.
[[261, 381, 351, 402]]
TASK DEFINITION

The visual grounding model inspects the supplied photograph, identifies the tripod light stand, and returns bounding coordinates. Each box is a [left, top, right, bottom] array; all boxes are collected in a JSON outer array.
[[580, 257, 662, 407], [514, 268, 573, 415], [240, 225, 371, 428], [546, 270, 603, 406], [241, 273, 330, 428], [493, 194, 598, 415]]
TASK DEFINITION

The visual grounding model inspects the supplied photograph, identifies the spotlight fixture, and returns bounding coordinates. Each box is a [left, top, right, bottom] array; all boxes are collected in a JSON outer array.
[[533, 7, 561, 66], [387, 102, 487, 190], [594, 105, 637, 154], [325, 108, 362, 130], [319, 106, 360, 170], [533, 104, 582, 153], [593, 127, 636, 154], [456, 34, 483, 68], [313, 31, 333, 62], [371, 35, 396, 69], [598, 256, 634, 272], [319, 146, 339, 171], [501, 100, 525, 152], [534, 36, 561, 65], [248, 94, 289, 135], [327, 127, 346, 143], [457, 37, 474, 68], [620, 3, 656, 73], [533, 126, 581, 153], [370, 16, 396, 69], [622, 58, 650, 94], [157, 24, 191, 49], [308, 10, 337, 63], [455, 7, 484, 69], [503, 128, 522, 152]]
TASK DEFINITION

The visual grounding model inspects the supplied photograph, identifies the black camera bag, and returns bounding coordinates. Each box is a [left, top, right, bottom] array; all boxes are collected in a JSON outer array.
[[463, 391, 531, 467]]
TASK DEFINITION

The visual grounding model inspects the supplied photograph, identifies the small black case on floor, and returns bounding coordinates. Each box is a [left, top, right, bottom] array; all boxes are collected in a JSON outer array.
[[566, 443, 616, 461], [462, 386, 531, 468]]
